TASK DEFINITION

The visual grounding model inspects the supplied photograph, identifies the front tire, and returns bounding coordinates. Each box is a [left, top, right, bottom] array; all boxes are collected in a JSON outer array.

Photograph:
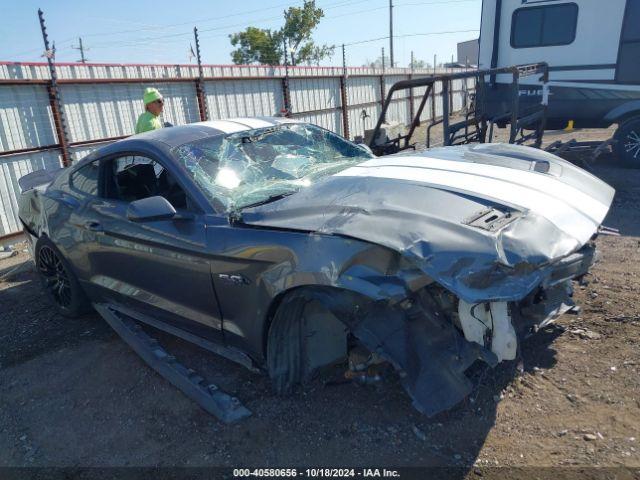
[[614, 117, 640, 168], [35, 237, 91, 318]]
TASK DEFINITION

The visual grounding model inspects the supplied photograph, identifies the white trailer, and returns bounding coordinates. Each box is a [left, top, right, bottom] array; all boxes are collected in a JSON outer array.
[[479, 0, 640, 166]]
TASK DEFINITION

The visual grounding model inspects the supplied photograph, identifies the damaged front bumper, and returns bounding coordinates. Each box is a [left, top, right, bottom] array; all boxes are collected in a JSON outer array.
[[343, 242, 597, 417]]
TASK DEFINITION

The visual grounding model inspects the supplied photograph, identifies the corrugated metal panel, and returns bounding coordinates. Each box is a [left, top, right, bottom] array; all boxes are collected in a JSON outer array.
[[289, 77, 340, 114], [204, 79, 282, 119], [384, 75, 410, 97], [0, 64, 472, 236], [0, 85, 56, 152], [70, 142, 117, 164], [294, 110, 342, 136], [344, 76, 382, 140], [60, 82, 199, 143], [346, 76, 380, 105], [0, 150, 61, 236], [0, 63, 440, 82], [348, 103, 381, 140]]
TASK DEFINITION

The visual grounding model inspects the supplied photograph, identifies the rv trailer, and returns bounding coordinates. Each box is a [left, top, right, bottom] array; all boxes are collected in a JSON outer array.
[[479, 0, 640, 167]]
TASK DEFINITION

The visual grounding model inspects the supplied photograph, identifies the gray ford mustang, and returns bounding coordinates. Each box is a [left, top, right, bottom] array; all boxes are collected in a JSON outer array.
[[18, 116, 615, 417]]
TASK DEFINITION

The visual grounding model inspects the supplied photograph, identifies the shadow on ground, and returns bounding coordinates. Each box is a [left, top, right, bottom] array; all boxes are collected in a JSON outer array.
[[1, 256, 562, 470]]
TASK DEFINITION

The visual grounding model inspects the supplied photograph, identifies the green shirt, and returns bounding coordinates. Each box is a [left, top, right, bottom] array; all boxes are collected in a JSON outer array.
[[135, 111, 163, 134]]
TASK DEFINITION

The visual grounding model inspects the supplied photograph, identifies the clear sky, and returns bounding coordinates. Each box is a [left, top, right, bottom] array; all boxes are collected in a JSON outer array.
[[0, 0, 482, 67]]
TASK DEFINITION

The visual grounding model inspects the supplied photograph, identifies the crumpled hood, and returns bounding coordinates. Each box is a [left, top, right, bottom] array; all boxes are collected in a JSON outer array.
[[240, 144, 615, 302]]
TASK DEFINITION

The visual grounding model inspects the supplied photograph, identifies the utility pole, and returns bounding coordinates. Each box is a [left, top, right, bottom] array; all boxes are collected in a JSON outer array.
[[410, 50, 414, 71], [38, 8, 71, 167], [381, 47, 385, 72], [193, 27, 208, 121], [72, 37, 88, 63], [433, 54, 437, 74], [342, 43, 347, 75], [389, 0, 394, 68]]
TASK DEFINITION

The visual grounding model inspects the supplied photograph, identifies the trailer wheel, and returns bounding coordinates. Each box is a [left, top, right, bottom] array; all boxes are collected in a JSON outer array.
[[614, 117, 640, 168]]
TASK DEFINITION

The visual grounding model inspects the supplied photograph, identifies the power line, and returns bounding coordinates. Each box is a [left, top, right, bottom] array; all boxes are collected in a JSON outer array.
[[77, 0, 373, 50], [71, 0, 371, 40], [71, 37, 88, 63], [344, 28, 478, 46]]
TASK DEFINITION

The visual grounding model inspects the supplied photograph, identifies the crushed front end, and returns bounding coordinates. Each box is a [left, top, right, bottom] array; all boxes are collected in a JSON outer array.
[[336, 240, 598, 417]]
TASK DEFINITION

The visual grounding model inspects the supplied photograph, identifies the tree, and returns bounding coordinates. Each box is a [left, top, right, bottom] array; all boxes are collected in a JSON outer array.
[[229, 27, 282, 65], [410, 59, 430, 69], [230, 1, 334, 66], [363, 57, 385, 69]]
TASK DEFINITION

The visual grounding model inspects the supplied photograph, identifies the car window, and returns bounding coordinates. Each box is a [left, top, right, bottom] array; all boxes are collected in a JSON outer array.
[[70, 160, 100, 196], [172, 123, 372, 212], [511, 3, 578, 48], [104, 154, 190, 210]]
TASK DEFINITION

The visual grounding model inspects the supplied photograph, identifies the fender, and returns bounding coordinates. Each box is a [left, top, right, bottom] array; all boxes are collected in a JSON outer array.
[[603, 100, 640, 123]]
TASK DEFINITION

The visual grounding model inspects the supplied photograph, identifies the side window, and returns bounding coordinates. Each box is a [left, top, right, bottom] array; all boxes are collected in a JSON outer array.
[[105, 155, 190, 210], [70, 161, 100, 196], [511, 3, 578, 48], [618, 0, 640, 83]]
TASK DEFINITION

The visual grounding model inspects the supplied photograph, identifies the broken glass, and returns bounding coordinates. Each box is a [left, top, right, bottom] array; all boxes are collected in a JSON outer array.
[[172, 123, 373, 212]]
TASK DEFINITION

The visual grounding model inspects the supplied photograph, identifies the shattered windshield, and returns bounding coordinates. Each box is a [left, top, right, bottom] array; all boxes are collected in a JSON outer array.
[[172, 123, 373, 212]]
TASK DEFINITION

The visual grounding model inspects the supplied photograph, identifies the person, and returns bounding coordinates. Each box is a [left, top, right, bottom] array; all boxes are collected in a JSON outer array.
[[135, 87, 164, 134]]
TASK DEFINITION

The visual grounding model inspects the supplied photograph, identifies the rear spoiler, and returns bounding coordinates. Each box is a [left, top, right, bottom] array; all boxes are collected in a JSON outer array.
[[18, 168, 64, 192]]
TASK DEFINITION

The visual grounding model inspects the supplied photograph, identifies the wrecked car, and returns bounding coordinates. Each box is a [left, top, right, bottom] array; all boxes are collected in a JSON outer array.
[[17, 117, 615, 417]]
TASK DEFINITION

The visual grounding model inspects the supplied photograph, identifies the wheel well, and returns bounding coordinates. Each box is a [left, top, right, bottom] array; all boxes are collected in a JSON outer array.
[[616, 112, 640, 129], [262, 286, 376, 390], [262, 285, 371, 352]]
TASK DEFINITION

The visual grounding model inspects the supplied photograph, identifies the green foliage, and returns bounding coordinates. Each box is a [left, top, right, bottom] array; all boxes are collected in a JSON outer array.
[[410, 59, 430, 69], [230, 1, 334, 66], [229, 27, 282, 66]]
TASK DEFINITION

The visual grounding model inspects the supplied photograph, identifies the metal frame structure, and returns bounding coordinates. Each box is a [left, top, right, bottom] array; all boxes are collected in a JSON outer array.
[[368, 63, 550, 155], [0, 61, 475, 240], [0, 69, 429, 162]]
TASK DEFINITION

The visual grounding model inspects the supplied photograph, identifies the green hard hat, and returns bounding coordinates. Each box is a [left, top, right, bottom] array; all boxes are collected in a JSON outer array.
[[143, 87, 163, 105]]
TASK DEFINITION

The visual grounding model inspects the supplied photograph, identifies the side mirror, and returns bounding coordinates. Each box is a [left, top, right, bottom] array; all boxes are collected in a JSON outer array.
[[356, 143, 374, 156], [127, 196, 176, 222]]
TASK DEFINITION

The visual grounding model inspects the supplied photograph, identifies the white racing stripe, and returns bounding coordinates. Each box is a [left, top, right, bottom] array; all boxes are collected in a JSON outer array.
[[198, 120, 251, 134], [227, 117, 279, 129], [355, 156, 609, 223], [336, 163, 601, 243]]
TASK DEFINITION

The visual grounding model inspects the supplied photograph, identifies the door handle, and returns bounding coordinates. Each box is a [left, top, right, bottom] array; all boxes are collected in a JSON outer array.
[[84, 221, 103, 232]]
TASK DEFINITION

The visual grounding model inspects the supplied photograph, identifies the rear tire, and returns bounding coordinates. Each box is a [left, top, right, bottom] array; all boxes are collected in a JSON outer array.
[[614, 117, 640, 168], [35, 236, 91, 318]]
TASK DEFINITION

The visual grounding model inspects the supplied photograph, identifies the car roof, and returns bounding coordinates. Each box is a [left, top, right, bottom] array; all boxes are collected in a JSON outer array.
[[73, 116, 304, 168], [129, 116, 303, 148]]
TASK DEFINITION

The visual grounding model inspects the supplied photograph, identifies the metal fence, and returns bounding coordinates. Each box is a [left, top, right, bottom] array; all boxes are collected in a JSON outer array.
[[0, 61, 472, 238]]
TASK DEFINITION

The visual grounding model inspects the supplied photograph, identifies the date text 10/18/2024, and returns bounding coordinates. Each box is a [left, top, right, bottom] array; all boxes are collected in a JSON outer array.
[[233, 469, 401, 477]]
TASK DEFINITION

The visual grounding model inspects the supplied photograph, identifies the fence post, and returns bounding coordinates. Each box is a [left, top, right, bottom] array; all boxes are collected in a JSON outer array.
[[408, 51, 414, 124], [449, 78, 454, 114], [194, 27, 208, 121], [380, 47, 386, 121], [442, 79, 450, 146], [282, 38, 292, 115], [38, 9, 71, 167], [340, 44, 350, 139]]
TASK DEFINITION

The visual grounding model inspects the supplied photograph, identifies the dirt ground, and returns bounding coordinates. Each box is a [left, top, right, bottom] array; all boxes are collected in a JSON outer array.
[[0, 128, 639, 474]]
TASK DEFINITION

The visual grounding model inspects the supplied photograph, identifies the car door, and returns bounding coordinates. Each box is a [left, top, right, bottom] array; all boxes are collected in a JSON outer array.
[[81, 151, 223, 339]]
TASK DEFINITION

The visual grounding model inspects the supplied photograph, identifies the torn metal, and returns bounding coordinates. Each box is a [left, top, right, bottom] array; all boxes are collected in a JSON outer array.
[[240, 143, 614, 304], [94, 304, 251, 423], [18, 117, 615, 419], [241, 143, 614, 416]]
